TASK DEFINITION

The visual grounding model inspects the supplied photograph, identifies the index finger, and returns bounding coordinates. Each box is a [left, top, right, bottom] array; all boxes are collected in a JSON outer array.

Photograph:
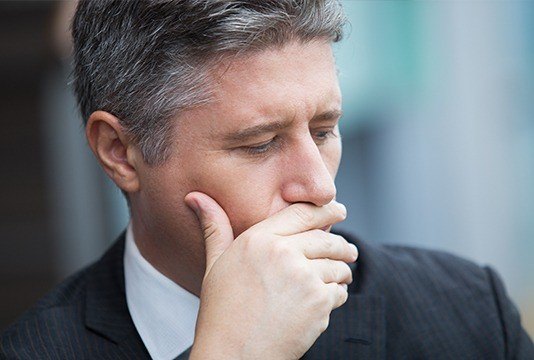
[[253, 201, 346, 236]]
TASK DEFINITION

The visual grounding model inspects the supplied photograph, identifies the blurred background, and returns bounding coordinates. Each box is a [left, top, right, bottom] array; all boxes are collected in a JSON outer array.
[[0, 0, 532, 337]]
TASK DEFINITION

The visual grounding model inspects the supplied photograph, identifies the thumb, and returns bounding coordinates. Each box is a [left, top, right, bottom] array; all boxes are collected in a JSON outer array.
[[184, 191, 234, 275]]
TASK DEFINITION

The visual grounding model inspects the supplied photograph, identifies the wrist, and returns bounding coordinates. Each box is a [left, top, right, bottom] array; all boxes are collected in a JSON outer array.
[[189, 334, 243, 360]]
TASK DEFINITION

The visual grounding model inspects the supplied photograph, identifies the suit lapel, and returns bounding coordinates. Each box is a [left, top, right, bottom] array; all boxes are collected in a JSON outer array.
[[82, 230, 385, 359], [84, 233, 150, 357], [303, 293, 386, 359], [304, 232, 387, 359]]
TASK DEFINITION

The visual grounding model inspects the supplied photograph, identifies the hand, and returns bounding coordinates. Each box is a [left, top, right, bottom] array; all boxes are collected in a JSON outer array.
[[185, 192, 358, 360]]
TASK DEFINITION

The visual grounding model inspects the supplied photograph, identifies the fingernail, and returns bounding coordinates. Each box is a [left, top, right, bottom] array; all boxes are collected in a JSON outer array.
[[186, 198, 201, 217]]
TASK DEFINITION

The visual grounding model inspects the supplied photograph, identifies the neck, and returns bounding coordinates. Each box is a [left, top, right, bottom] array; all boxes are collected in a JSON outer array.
[[130, 216, 206, 297]]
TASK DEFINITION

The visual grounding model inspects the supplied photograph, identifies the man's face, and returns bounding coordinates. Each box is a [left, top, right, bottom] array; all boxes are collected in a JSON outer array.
[[132, 40, 342, 256]]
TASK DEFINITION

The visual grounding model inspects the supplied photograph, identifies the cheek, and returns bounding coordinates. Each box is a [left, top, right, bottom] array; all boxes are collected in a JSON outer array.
[[195, 160, 281, 236], [191, 137, 342, 236], [225, 192, 273, 236], [139, 166, 193, 227]]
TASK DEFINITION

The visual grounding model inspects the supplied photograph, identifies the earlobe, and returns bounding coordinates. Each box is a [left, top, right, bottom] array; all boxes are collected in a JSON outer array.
[[86, 111, 140, 193]]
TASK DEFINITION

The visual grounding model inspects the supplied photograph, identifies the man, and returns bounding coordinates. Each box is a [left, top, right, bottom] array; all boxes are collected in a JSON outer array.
[[1, 1, 532, 359]]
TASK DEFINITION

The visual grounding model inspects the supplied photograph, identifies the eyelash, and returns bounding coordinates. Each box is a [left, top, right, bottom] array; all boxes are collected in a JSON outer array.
[[242, 129, 337, 156], [314, 129, 336, 142], [243, 137, 280, 155]]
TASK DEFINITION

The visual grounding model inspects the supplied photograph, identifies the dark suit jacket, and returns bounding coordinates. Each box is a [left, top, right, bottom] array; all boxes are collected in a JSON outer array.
[[1, 231, 533, 359]]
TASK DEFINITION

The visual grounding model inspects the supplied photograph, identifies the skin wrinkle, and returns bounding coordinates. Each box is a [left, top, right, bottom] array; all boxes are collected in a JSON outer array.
[[220, 109, 342, 145], [125, 40, 342, 296], [73, 0, 345, 165]]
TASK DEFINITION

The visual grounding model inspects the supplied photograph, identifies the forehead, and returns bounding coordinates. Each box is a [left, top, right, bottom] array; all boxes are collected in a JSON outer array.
[[177, 40, 341, 136], [216, 40, 339, 100]]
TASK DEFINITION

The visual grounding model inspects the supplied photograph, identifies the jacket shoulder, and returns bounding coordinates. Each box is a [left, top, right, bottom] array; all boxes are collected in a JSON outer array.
[[343, 233, 533, 358], [0, 264, 95, 359], [0, 234, 128, 359], [376, 243, 490, 292], [336, 230, 491, 295]]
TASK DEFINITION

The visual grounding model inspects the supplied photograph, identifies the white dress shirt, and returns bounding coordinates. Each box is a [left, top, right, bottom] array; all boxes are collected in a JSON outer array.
[[124, 224, 200, 360]]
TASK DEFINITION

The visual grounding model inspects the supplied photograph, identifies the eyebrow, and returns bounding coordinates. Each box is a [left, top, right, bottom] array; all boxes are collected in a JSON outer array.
[[310, 109, 343, 123], [222, 109, 343, 143], [222, 119, 293, 142]]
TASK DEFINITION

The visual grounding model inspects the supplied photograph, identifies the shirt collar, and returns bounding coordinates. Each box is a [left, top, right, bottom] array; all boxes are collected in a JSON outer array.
[[124, 223, 200, 360]]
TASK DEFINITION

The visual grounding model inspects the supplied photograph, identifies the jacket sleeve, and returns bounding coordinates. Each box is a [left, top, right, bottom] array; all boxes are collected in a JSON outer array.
[[484, 266, 534, 359]]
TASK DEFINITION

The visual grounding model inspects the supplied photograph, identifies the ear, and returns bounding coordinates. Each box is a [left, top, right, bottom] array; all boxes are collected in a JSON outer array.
[[86, 111, 141, 193]]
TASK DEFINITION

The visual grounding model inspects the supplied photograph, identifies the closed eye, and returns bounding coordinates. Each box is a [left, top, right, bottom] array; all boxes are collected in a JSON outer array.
[[241, 136, 280, 155], [312, 128, 338, 144], [237, 126, 338, 157]]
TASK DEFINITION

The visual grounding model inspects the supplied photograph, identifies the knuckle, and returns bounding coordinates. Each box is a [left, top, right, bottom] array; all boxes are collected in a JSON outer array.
[[312, 288, 330, 311], [271, 240, 290, 257], [329, 262, 341, 281], [332, 233, 346, 244], [321, 235, 334, 250], [326, 202, 346, 222], [202, 221, 218, 240], [244, 226, 262, 242], [239, 227, 266, 253], [335, 202, 347, 220], [328, 202, 347, 222], [268, 241, 297, 267], [339, 204, 347, 220], [327, 234, 345, 253], [343, 263, 353, 283], [340, 286, 349, 301], [331, 234, 354, 258], [319, 316, 330, 333], [238, 233, 253, 253], [304, 280, 322, 298], [292, 260, 311, 281], [324, 203, 338, 220], [338, 287, 349, 305], [309, 229, 324, 238], [293, 204, 314, 225]]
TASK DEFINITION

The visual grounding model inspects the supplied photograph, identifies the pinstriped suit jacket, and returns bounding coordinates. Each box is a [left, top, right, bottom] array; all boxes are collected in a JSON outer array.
[[1, 231, 533, 359]]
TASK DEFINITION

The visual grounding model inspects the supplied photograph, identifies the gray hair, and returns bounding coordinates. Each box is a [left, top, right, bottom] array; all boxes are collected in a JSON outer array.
[[72, 0, 346, 165]]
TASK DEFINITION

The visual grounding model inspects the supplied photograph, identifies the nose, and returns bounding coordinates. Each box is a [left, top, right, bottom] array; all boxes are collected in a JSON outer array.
[[280, 136, 337, 207]]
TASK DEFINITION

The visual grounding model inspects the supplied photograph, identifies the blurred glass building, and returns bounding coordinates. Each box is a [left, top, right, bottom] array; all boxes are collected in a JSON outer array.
[[334, 1, 534, 335]]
